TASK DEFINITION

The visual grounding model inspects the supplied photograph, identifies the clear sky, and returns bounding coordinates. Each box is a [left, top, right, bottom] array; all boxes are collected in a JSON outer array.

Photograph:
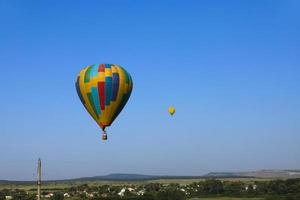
[[0, 0, 299, 180]]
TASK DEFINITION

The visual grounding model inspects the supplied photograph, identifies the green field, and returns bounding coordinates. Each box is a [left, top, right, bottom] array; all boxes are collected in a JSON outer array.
[[149, 177, 271, 185], [0, 177, 272, 191], [189, 198, 264, 200]]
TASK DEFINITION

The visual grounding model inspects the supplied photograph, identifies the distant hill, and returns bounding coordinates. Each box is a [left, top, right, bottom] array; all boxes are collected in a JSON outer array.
[[72, 173, 157, 181], [0, 180, 35, 184], [1, 170, 300, 184], [206, 170, 300, 179]]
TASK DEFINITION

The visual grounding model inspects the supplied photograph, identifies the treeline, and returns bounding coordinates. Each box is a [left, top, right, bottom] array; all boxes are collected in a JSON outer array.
[[1, 178, 300, 200], [187, 178, 300, 196], [0, 189, 36, 200]]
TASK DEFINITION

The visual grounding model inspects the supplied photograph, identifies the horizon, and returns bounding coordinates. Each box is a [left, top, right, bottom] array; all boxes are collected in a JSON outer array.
[[1, 0, 300, 180], [2, 168, 300, 182]]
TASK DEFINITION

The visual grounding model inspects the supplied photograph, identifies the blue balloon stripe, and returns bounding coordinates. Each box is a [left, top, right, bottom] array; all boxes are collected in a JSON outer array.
[[91, 87, 101, 115], [75, 76, 86, 105], [89, 64, 98, 77], [105, 77, 112, 106], [87, 92, 98, 119], [111, 73, 119, 101]]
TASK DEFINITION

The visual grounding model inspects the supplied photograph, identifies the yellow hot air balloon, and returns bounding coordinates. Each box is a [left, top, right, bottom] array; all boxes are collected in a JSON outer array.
[[168, 106, 176, 116], [76, 64, 133, 140]]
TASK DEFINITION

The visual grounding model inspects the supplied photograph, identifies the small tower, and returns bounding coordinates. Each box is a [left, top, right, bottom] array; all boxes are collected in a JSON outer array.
[[37, 158, 41, 200]]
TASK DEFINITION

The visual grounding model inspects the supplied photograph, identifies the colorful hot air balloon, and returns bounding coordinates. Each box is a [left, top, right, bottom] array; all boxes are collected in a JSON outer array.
[[76, 64, 133, 140], [168, 106, 176, 116]]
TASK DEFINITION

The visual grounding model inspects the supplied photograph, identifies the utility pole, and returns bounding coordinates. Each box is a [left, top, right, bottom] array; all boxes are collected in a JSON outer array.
[[37, 158, 41, 200]]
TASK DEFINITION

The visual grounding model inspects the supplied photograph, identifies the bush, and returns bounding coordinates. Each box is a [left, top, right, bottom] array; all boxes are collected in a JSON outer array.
[[156, 189, 185, 200], [0, 191, 5, 200], [50, 192, 64, 200]]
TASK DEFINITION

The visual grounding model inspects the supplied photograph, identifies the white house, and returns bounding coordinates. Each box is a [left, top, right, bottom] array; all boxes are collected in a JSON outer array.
[[128, 188, 135, 192], [43, 193, 54, 198], [137, 189, 146, 196], [64, 193, 71, 198], [118, 188, 126, 196]]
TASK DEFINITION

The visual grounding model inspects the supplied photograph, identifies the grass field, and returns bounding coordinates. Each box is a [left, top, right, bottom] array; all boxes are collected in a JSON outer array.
[[0, 177, 273, 191], [189, 198, 264, 200], [149, 177, 271, 185]]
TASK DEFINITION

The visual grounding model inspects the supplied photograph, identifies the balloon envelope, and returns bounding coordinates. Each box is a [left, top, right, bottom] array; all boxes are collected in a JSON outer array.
[[76, 64, 133, 131], [168, 106, 176, 115]]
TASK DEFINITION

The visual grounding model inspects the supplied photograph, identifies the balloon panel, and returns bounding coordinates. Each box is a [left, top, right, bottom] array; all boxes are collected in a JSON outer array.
[[168, 106, 176, 115]]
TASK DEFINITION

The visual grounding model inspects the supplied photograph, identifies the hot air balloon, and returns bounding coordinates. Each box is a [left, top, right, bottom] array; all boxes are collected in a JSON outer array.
[[168, 106, 176, 116], [76, 64, 133, 140]]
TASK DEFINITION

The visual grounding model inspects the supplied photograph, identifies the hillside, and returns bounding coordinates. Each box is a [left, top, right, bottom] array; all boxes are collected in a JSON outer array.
[[206, 170, 300, 179], [1, 170, 300, 184]]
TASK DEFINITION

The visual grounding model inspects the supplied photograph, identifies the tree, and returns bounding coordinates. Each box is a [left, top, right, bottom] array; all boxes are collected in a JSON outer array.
[[123, 189, 135, 198], [203, 179, 224, 194], [50, 192, 64, 200], [255, 181, 269, 194], [286, 178, 300, 193], [12, 189, 27, 200], [268, 180, 287, 194], [0, 191, 5, 200], [145, 183, 161, 192], [156, 189, 185, 200], [246, 184, 256, 195], [139, 193, 156, 200], [77, 184, 89, 191], [1, 189, 10, 196], [223, 181, 244, 195], [25, 193, 36, 200]]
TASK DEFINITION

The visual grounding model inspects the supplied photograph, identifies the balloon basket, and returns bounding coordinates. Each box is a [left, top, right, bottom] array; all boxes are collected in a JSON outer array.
[[102, 132, 108, 140]]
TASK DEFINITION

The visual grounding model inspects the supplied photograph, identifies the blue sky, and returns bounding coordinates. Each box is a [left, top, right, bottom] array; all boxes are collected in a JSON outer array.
[[0, 0, 299, 180]]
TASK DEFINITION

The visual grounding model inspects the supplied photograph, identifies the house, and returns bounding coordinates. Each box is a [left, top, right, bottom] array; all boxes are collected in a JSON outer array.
[[64, 193, 71, 198], [5, 196, 12, 200], [118, 188, 126, 196], [128, 188, 135, 192], [82, 191, 94, 198], [245, 185, 257, 191], [137, 189, 146, 196], [43, 193, 54, 198]]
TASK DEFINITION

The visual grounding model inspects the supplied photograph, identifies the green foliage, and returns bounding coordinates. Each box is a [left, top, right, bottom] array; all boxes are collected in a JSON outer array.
[[0, 189, 11, 196], [203, 179, 224, 194], [11, 189, 30, 200], [223, 181, 244, 195], [264, 194, 300, 200], [2, 178, 300, 200], [189, 198, 264, 200], [253, 179, 300, 196], [0, 191, 5, 200], [139, 193, 156, 200], [145, 183, 162, 192], [255, 181, 269, 194], [156, 188, 186, 200], [49, 192, 64, 200], [268, 180, 288, 194], [285, 179, 300, 193], [187, 179, 225, 196]]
